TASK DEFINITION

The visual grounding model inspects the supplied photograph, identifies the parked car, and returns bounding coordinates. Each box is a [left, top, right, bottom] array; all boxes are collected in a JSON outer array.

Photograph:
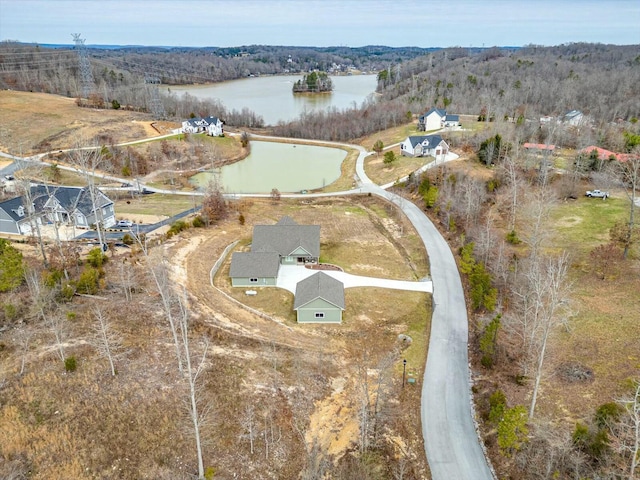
[[116, 220, 134, 228], [585, 189, 609, 198]]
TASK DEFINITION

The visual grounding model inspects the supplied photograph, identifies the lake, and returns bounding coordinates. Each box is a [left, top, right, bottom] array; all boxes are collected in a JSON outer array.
[[190, 141, 347, 194], [166, 74, 378, 125]]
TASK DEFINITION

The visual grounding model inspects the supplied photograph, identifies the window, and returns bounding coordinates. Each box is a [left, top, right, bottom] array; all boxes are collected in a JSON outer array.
[[250, 278, 258, 283], [314, 312, 325, 318]]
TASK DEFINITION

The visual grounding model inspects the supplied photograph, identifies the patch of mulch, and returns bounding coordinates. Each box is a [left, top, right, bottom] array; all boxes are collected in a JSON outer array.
[[306, 263, 343, 271]]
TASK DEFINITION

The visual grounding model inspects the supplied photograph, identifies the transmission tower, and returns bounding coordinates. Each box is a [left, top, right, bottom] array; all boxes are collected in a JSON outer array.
[[71, 33, 95, 98], [145, 75, 166, 120]]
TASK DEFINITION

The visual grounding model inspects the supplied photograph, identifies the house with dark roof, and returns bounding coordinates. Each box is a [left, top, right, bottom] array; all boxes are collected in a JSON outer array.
[[0, 196, 41, 235], [32, 185, 116, 230], [443, 114, 460, 128], [251, 216, 320, 265], [400, 135, 449, 158], [181, 116, 224, 136], [294, 272, 345, 323], [418, 108, 447, 131]]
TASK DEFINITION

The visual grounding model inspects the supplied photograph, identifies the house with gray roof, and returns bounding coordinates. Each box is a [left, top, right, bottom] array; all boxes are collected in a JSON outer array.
[[294, 272, 345, 323], [0, 196, 41, 235], [418, 108, 447, 131], [444, 114, 460, 127], [32, 185, 116, 230], [229, 251, 281, 287], [251, 216, 320, 265], [400, 135, 449, 159], [563, 110, 586, 126]]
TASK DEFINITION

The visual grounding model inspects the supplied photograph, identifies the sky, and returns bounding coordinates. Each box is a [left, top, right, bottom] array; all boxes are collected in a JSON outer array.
[[1, 0, 639, 48]]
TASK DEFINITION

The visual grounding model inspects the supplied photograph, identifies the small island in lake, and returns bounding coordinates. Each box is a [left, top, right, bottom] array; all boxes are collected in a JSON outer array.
[[292, 71, 333, 93]]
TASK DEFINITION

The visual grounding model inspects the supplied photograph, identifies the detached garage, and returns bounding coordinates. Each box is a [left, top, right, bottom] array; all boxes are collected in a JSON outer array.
[[294, 272, 345, 324]]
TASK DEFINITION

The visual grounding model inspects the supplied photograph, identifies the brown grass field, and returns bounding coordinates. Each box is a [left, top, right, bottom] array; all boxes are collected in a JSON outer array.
[[0, 193, 431, 479]]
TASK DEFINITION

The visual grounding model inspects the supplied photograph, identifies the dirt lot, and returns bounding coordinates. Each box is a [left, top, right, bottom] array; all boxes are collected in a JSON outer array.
[[0, 90, 179, 154]]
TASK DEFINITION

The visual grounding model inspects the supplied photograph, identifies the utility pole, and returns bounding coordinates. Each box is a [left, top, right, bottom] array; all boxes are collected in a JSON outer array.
[[72, 33, 95, 99]]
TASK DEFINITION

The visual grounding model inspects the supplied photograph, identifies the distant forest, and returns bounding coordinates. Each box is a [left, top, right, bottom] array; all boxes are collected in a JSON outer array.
[[0, 41, 639, 144]]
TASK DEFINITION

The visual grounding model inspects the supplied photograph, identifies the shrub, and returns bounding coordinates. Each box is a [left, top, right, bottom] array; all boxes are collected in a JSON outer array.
[[64, 356, 77, 372], [192, 216, 205, 228], [383, 150, 396, 164], [76, 267, 100, 295], [497, 405, 529, 456], [87, 247, 107, 268], [594, 402, 623, 429], [122, 233, 134, 245], [0, 238, 24, 292], [480, 314, 501, 368], [167, 220, 189, 237], [3, 303, 18, 321], [506, 230, 521, 244], [488, 389, 507, 425], [238, 213, 246, 225]]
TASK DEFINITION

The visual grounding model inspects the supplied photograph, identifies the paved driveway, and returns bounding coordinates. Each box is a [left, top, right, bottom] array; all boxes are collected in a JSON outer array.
[[276, 264, 432, 294]]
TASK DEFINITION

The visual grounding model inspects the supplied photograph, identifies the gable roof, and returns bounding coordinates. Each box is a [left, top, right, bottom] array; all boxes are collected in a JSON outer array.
[[421, 107, 446, 120], [252, 217, 320, 258], [31, 185, 112, 216], [0, 196, 31, 222], [294, 272, 345, 310], [445, 114, 459, 122], [202, 116, 221, 125], [564, 110, 583, 120], [229, 252, 281, 278], [406, 135, 446, 149]]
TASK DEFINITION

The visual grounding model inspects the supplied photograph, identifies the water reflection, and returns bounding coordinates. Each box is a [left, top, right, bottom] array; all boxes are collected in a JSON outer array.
[[190, 141, 346, 193]]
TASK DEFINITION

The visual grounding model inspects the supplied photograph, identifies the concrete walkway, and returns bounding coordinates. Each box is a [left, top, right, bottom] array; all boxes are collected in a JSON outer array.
[[275, 264, 432, 294]]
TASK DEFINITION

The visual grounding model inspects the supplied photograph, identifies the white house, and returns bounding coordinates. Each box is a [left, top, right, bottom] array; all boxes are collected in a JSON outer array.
[[203, 116, 224, 137], [418, 108, 446, 131], [400, 135, 449, 158], [443, 114, 460, 128], [181, 116, 224, 136]]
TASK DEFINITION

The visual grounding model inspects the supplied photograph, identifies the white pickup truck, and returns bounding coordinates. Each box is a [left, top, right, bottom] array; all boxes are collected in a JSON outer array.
[[585, 189, 609, 198]]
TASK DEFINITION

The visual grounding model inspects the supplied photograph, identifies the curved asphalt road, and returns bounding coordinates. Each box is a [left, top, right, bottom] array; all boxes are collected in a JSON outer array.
[[3, 135, 493, 479], [353, 147, 494, 480]]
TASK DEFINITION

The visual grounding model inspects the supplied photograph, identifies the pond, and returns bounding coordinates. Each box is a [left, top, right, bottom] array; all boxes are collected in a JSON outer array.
[[166, 74, 378, 125], [190, 141, 347, 194]]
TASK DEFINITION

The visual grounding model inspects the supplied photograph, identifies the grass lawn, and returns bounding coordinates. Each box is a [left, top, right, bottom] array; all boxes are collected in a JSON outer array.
[[535, 193, 640, 419], [114, 193, 201, 218]]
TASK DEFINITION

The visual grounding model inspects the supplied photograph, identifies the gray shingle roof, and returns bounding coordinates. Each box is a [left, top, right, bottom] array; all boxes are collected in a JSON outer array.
[[252, 218, 320, 257], [445, 114, 459, 122], [31, 185, 112, 216], [229, 252, 280, 278], [0, 196, 29, 222], [407, 135, 444, 148], [420, 108, 446, 120], [294, 272, 345, 310]]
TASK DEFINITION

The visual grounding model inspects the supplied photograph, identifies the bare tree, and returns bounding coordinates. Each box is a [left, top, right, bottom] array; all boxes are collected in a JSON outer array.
[[527, 252, 572, 419], [91, 307, 122, 376], [241, 404, 258, 455], [616, 153, 640, 259], [177, 293, 209, 480], [25, 268, 66, 362], [610, 381, 640, 480], [201, 176, 228, 226], [67, 141, 108, 247], [14, 325, 32, 376], [147, 252, 183, 372]]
